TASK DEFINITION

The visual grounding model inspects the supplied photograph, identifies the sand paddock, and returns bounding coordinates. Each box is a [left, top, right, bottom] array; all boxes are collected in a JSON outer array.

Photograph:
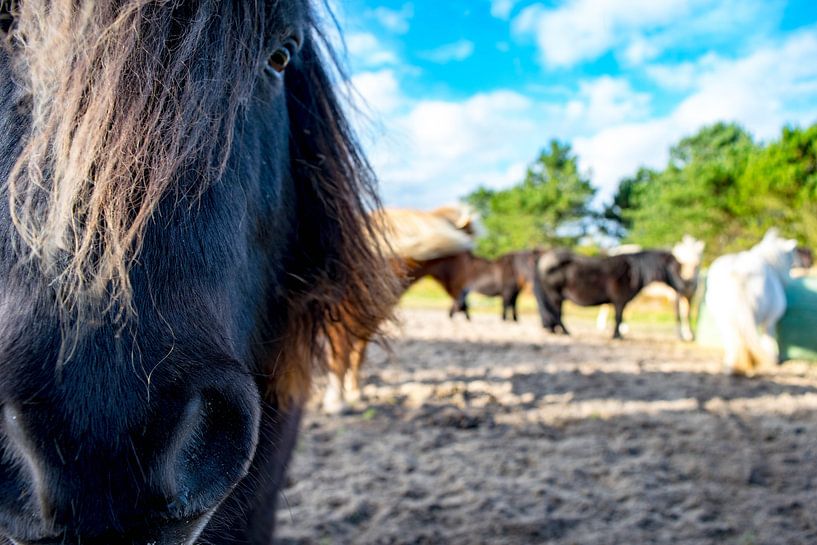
[[276, 309, 817, 545]]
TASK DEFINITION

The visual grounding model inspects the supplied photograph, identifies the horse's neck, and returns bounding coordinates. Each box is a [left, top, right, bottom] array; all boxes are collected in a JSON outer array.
[[638, 259, 665, 287]]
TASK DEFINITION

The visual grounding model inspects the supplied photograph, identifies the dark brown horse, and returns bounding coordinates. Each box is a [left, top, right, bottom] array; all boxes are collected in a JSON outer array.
[[0, 1, 397, 543], [447, 250, 544, 322], [538, 249, 694, 339]]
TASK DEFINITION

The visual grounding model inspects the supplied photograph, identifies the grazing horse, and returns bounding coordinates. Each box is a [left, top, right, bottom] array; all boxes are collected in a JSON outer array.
[[538, 249, 693, 339], [0, 2, 397, 544], [705, 230, 797, 376], [596, 235, 705, 341], [448, 250, 545, 322], [323, 205, 480, 413]]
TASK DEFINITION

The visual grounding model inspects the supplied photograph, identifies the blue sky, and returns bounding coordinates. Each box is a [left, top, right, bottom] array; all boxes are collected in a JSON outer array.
[[330, 1, 817, 209]]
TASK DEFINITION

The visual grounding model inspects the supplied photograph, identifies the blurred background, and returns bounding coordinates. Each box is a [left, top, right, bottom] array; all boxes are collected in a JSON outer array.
[[333, 0, 817, 259], [276, 3, 817, 544]]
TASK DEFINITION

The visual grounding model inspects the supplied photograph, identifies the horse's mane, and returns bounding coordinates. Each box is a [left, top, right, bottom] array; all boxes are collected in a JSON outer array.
[[5, 1, 400, 404], [372, 205, 481, 262], [7, 1, 277, 320], [750, 229, 797, 280]]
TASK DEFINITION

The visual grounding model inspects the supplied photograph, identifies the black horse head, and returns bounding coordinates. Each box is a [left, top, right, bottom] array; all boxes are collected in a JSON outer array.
[[0, 1, 396, 543]]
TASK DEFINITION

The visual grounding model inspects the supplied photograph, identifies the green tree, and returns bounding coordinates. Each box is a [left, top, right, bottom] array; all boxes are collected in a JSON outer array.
[[736, 124, 817, 248], [613, 122, 758, 257], [466, 140, 596, 257], [601, 167, 655, 238]]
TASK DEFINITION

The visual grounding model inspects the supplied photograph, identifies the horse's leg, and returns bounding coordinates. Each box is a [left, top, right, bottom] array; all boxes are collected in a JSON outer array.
[[677, 295, 694, 342], [714, 312, 750, 376], [322, 369, 346, 414], [596, 305, 610, 331], [722, 328, 749, 376], [759, 323, 780, 369], [323, 329, 350, 414], [345, 339, 369, 404], [612, 302, 625, 340], [553, 296, 569, 335], [451, 289, 470, 320], [502, 288, 520, 322]]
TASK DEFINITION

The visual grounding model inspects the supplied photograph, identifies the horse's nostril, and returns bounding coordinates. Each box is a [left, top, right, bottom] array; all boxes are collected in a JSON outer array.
[[162, 388, 259, 518]]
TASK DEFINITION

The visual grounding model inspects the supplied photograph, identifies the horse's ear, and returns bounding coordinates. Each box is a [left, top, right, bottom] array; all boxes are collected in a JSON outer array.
[[763, 228, 781, 241]]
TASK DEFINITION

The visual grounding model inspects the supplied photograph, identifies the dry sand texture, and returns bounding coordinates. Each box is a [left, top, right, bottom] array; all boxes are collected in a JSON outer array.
[[276, 309, 817, 545]]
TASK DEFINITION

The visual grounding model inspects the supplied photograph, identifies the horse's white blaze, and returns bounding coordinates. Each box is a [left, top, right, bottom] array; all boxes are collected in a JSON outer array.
[[705, 229, 796, 375]]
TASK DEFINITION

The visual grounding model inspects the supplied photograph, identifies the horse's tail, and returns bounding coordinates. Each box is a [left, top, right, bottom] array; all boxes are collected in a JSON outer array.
[[709, 268, 775, 375]]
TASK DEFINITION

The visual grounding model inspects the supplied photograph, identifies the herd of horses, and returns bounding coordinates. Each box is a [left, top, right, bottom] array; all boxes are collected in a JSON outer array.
[[0, 2, 808, 543], [323, 206, 707, 413]]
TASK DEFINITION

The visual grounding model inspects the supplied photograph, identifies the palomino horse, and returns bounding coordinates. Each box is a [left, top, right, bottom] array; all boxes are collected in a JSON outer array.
[[538, 249, 694, 339], [448, 250, 546, 322], [323, 205, 481, 413], [0, 2, 397, 543], [596, 236, 705, 341], [705, 230, 797, 376]]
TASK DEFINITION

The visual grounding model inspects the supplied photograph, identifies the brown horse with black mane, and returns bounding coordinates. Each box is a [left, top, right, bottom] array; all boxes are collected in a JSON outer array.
[[0, 1, 397, 543], [447, 250, 545, 322], [537, 249, 695, 339]]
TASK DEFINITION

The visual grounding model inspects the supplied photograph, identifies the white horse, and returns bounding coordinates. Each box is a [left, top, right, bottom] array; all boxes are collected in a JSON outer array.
[[597, 235, 705, 341], [705, 229, 797, 376]]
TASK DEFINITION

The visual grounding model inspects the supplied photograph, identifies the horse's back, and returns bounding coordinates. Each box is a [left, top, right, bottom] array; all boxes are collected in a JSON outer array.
[[373, 208, 475, 261]]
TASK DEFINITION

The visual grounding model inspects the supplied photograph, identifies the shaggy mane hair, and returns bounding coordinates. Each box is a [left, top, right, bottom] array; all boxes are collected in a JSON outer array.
[[4, 0, 399, 403]]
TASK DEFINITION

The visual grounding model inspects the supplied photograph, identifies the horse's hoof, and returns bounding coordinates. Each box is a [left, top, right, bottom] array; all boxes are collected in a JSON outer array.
[[345, 389, 363, 404], [322, 398, 347, 415]]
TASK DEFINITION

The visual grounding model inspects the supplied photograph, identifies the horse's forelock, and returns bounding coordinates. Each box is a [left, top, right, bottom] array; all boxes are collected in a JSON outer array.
[[8, 0, 273, 321]]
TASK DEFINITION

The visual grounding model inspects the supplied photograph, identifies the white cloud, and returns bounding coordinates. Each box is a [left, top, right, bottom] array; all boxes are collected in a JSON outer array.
[[419, 40, 476, 63], [346, 33, 399, 68], [490, 0, 518, 20], [343, 5, 817, 212], [363, 91, 557, 208], [575, 27, 817, 201], [566, 76, 651, 131], [351, 69, 404, 116], [512, 0, 784, 68], [645, 54, 718, 91], [369, 3, 414, 35]]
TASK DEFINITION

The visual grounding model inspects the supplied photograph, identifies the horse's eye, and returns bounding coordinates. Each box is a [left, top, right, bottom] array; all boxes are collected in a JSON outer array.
[[267, 39, 298, 74]]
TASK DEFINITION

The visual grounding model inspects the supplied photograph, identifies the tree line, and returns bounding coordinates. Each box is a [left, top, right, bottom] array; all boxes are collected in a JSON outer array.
[[466, 121, 817, 261]]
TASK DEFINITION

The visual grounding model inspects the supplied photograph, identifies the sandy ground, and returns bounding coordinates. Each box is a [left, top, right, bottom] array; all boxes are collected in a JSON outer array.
[[275, 309, 817, 545]]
